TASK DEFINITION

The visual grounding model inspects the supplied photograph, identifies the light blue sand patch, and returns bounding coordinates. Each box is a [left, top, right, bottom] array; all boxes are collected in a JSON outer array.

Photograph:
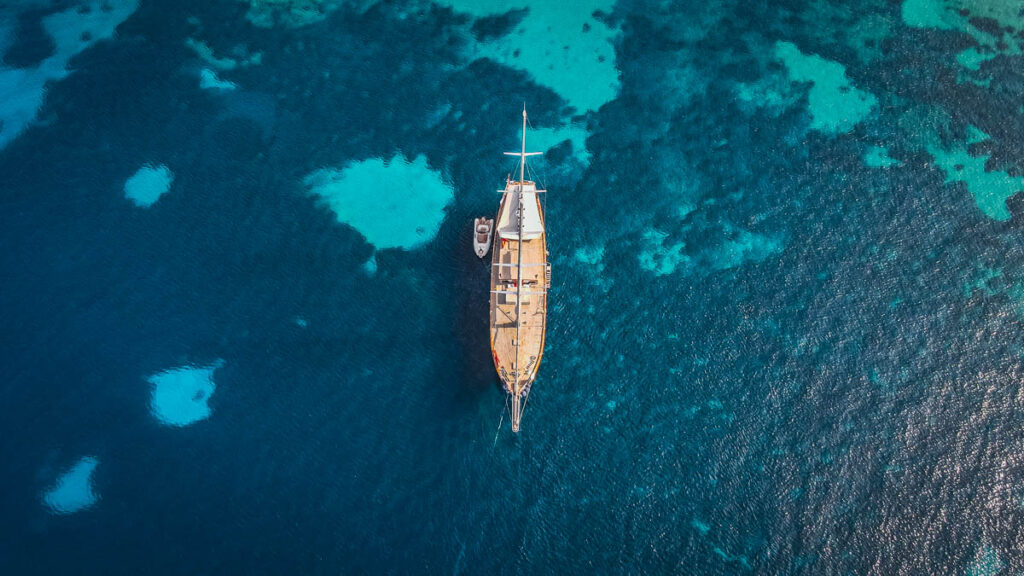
[[0, 0, 139, 148], [0, 67, 46, 148], [185, 37, 261, 70], [124, 164, 174, 207], [773, 41, 877, 135], [186, 38, 239, 70], [966, 125, 989, 146], [902, 0, 1024, 81], [573, 244, 605, 274], [437, 0, 619, 115], [528, 121, 590, 163], [903, 0, 1024, 33], [735, 73, 802, 117], [640, 225, 782, 276], [963, 266, 1002, 297], [691, 518, 711, 536], [199, 68, 238, 91], [43, 456, 99, 515], [901, 0, 955, 29], [1009, 284, 1024, 319], [865, 146, 900, 168], [956, 47, 996, 72], [847, 13, 893, 64], [965, 543, 1002, 576], [712, 546, 753, 570], [928, 142, 1024, 222], [362, 253, 378, 275], [148, 361, 223, 427], [711, 227, 785, 271], [638, 229, 690, 276], [305, 154, 454, 250], [243, 0, 373, 28]]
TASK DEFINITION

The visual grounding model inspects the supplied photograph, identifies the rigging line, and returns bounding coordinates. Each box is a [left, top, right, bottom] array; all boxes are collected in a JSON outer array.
[[499, 306, 515, 324], [528, 153, 544, 187], [520, 380, 533, 420], [531, 163, 547, 238], [514, 109, 526, 391], [523, 112, 549, 189], [524, 160, 548, 246], [493, 395, 508, 448], [522, 141, 548, 190], [524, 162, 547, 233], [503, 150, 520, 181]]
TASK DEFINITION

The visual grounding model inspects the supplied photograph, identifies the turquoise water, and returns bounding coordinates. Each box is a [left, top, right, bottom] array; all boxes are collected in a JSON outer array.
[[2, 0, 1024, 574]]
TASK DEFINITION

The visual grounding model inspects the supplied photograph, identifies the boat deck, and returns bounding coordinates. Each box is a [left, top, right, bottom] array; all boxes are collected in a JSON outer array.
[[489, 192, 548, 396]]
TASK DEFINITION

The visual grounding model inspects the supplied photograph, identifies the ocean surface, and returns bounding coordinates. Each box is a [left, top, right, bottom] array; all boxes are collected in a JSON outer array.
[[2, 0, 1024, 574]]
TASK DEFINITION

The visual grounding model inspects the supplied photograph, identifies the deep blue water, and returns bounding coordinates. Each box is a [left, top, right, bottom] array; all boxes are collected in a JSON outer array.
[[3, 0, 1024, 574]]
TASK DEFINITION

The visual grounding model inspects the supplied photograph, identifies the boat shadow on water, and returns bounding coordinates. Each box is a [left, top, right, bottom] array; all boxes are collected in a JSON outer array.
[[452, 219, 506, 396]]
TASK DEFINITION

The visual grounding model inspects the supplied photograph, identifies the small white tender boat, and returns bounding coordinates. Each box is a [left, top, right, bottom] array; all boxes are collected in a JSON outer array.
[[474, 217, 494, 258]]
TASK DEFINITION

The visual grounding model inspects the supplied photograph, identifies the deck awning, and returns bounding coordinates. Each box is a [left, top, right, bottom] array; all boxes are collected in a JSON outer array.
[[497, 191, 544, 240]]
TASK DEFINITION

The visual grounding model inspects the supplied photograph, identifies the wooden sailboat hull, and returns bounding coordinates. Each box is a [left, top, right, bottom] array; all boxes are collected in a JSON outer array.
[[488, 182, 548, 432]]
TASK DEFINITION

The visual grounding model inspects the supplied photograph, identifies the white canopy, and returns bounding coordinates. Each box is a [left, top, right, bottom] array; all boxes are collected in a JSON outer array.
[[497, 189, 544, 240]]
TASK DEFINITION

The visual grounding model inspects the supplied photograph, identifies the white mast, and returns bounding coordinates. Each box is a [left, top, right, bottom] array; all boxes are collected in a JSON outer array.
[[502, 105, 542, 433], [519, 106, 527, 185], [512, 106, 527, 433]]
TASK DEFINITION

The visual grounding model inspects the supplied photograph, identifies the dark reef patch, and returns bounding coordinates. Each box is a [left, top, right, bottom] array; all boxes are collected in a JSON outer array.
[[2, 8, 54, 67], [470, 7, 527, 42]]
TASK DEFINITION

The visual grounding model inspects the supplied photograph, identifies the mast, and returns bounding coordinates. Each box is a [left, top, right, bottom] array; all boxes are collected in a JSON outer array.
[[512, 105, 527, 433], [500, 105, 541, 433], [519, 106, 527, 186]]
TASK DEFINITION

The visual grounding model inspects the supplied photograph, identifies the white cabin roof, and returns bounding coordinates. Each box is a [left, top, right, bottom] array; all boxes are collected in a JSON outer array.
[[497, 185, 544, 240]]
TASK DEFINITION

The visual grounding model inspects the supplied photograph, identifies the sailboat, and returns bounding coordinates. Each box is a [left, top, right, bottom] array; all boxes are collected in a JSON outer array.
[[489, 107, 550, 433]]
